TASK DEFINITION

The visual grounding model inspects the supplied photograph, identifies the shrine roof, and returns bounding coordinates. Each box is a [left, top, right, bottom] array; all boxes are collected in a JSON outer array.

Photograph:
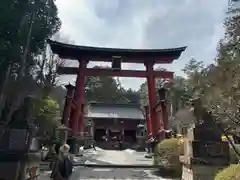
[[48, 39, 187, 64], [85, 102, 144, 120]]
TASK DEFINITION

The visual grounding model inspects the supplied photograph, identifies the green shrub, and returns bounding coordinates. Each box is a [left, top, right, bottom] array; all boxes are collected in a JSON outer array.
[[153, 138, 240, 178], [215, 164, 240, 180], [154, 138, 184, 176], [34, 97, 59, 136]]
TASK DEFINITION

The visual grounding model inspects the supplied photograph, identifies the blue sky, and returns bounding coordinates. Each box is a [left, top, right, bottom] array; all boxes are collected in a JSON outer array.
[[55, 0, 229, 90]]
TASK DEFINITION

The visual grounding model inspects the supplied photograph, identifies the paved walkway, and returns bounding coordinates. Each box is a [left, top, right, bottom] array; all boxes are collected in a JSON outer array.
[[40, 148, 175, 179], [95, 149, 153, 165]]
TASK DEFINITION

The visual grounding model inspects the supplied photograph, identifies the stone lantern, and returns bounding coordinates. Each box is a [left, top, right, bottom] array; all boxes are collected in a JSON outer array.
[[137, 123, 145, 137], [136, 124, 146, 150], [56, 125, 72, 145]]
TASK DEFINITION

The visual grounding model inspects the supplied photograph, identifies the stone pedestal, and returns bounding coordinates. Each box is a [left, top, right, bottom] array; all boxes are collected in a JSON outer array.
[[180, 124, 230, 180]]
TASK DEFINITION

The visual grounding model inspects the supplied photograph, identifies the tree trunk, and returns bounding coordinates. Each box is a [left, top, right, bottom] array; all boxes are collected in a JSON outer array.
[[0, 65, 11, 119]]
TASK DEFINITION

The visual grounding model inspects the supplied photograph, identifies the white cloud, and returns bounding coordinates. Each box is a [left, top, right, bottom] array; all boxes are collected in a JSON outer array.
[[55, 0, 228, 90]]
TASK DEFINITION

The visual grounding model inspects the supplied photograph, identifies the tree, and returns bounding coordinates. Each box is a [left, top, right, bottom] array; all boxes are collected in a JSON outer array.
[[83, 66, 141, 104], [84, 66, 128, 103], [85, 76, 122, 103], [138, 81, 148, 105], [35, 44, 65, 97], [137, 2, 240, 138], [0, 0, 61, 123], [176, 5, 240, 132], [169, 76, 189, 115], [204, 5, 240, 117], [182, 58, 205, 95], [34, 97, 60, 137], [0, 0, 61, 79], [138, 74, 188, 115]]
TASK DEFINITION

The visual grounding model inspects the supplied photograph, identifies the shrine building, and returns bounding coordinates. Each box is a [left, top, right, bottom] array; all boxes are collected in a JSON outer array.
[[84, 102, 145, 149]]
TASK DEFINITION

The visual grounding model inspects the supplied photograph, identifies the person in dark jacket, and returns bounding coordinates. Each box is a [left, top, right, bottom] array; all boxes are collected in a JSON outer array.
[[51, 144, 73, 180]]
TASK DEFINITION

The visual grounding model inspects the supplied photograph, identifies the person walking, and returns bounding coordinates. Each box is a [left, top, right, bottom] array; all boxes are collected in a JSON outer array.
[[92, 139, 96, 151], [118, 134, 123, 150], [51, 143, 73, 180]]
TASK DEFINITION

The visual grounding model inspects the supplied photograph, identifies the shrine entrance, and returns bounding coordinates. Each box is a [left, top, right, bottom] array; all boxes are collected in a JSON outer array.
[[85, 103, 143, 150], [48, 39, 186, 151]]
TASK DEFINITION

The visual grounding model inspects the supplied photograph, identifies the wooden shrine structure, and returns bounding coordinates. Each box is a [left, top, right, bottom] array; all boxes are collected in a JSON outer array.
[[85, 102, 145, 149], [48, 39, 186, 147]]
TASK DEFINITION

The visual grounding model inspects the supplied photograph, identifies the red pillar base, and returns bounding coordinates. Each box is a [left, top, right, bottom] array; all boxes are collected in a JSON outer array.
[[78, 103, 85, 135]]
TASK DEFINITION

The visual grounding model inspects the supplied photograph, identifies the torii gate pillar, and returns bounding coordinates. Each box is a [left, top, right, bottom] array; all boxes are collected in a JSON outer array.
[[145, 62, 159, 138], [71, 61, 88, 136], [62, 84, 75, 126], [144, 105, 152, 138]]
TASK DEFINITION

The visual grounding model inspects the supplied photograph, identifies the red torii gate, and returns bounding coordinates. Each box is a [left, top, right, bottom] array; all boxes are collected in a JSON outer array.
[[48, 40, 186, 141]]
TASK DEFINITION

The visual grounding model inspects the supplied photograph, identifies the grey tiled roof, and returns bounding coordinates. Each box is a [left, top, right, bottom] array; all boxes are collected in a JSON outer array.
[[85, 103, 144, 120]]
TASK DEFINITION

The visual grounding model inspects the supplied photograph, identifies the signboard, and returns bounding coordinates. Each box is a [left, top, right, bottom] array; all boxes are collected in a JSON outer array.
[[109, 113, 118, 118], [0, 126, 31, 162], [204, 143, 226, 157], [112, 56, 122, 71], [0, 127, 30, 152], [9, 129, 28, 151]]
